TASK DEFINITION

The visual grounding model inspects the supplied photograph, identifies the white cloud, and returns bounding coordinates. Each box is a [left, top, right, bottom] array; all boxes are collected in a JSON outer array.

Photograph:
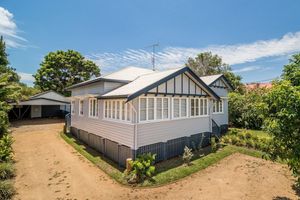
[[89, 31, 300, 73], [0, 7, 26, 48], [17, 72, 34, 83], [232, 66, 262, 73]]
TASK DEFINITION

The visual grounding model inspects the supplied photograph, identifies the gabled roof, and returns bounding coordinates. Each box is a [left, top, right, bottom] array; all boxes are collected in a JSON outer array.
[[200, 74, 223, 86], [101, 67, 220, 101], [102, 66, 154, 81], [67, 66, 154, 90], [11, 91, 70, 105], [200, 74, 234, 90]]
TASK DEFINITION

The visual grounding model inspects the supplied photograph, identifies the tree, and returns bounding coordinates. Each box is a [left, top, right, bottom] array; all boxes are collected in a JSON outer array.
[[282, 53, 300, 86], [0, 73, 21, 136], [264, 80, 300, 185], [186, 52, 230, 75], [0, 36, 20, 82], [18, 83, 40, 100], [228, 88, 267, 129], [186, 52, 244, 93], [34, 50, 100, 96]]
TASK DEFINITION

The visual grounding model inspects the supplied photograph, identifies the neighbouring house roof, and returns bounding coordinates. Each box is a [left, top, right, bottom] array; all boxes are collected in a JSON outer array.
[[245, 82, 272, 90], [200, 74, 234, 90], [11, 91, 70, 105], [101, 67, 220, 101], [67, 66, 154, 90]]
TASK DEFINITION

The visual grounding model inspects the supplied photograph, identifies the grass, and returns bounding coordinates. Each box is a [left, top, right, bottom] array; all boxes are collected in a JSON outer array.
[[230, 128, 271, 139], [0, 180, 15, 200], [0, 162, 15, 180], [61, 131, 266, 187]]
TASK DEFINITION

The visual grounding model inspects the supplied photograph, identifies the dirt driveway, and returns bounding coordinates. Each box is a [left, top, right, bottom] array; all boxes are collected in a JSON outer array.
[[11, 119, 299, 200]]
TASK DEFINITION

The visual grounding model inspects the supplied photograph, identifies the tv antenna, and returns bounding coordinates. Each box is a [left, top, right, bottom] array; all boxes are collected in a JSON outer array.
[[147, 43, 159, 71]]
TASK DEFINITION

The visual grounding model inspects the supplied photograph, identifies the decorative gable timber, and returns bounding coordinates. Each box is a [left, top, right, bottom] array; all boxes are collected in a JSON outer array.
[[127, 67, 220, 101], [209, 75, 234, 90], [211, 79, 227, 88], [146, 72, 208, 97]]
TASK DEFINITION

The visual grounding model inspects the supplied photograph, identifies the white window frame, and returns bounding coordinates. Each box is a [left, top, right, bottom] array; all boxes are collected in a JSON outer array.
[[172, 97, 188, 119], [103, 99, 132, 123], [190, 97, 209, 117], [139, 96, 170, 123], [71, 101, 75, 115], [88, 98, 98, 118], [213, 99, 224, 114], [79, 99, 84, 116]]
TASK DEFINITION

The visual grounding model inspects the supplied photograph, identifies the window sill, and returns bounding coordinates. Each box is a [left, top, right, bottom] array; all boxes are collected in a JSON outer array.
[[103, 118, 133, 125]]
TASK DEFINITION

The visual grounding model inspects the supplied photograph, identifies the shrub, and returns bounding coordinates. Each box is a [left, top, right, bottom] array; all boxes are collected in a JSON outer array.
[[211, 137, 218, 152], [0, 163, 15, 180], [0, 181, 15, 200], [126, 153, 156, 183], [0, 134, 13, 162], [182, 146, 193, 165], [245, 139, 255, 148]]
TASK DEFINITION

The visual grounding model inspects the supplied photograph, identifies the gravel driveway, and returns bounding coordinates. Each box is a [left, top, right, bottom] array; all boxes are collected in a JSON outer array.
[[11, 119, 298, 200]]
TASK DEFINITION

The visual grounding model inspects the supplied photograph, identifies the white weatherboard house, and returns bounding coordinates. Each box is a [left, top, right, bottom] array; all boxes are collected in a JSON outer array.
[[67, 66, 232, 166]]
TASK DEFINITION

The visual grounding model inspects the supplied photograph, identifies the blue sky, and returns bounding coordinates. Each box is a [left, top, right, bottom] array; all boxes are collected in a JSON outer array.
[[1, 0, 300, 85]]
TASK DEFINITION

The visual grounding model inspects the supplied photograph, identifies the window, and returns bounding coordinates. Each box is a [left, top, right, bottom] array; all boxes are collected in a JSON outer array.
[[104, 100, 132, 122], [140, 97, 169, 122], [148, 98, 155, 120], [173, 99, 180, 118], [213, 99, 223, 113], [173, 98, 188, 118], [190, 98, 208, 117], [156, 98, 162, 120], [79, 100, 84, 116], [140, 98, 147, 121], [71, 101, 75, 115], [89, 98, 98, 118], [163, 98, 169, 119]]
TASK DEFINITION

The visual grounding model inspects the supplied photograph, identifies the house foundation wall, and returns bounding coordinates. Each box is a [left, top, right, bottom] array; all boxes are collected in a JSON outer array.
[[70, 126, 212, 166]]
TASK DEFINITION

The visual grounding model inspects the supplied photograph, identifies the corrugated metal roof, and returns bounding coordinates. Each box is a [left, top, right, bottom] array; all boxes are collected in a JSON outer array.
[[67, 66, 154, 89], [200, 74, 223, 85], [102, 68, 182, 98], [102, 66, 154, 81]]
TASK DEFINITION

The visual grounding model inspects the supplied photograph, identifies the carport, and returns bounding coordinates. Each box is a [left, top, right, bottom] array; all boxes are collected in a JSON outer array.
[[9, 91, 70, 120]]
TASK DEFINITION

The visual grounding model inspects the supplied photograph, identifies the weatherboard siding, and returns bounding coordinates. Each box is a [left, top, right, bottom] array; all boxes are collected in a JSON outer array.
[[71, 98, 135, 148], [137, 116, 210, 147], [212, 98, 228, 125]]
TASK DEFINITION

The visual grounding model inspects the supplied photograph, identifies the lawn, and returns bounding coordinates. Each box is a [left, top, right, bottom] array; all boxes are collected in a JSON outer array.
[[61, 132, 266, 187], [229, 128, 271, 139]]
